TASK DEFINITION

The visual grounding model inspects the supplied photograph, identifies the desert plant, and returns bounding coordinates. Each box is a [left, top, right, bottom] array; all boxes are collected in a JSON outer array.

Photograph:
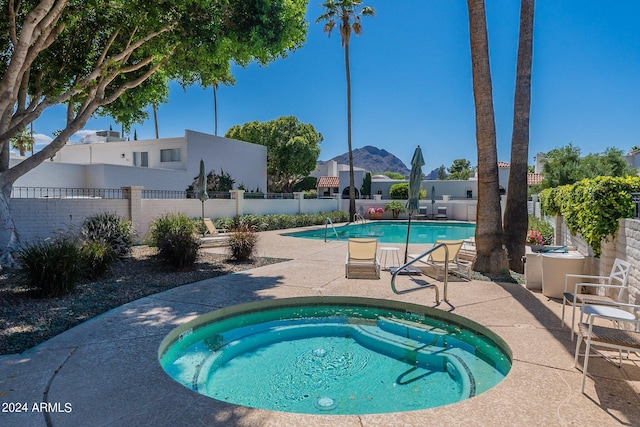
[[385, 201, 406, 219], [18, 237, 84, 296], [227, 225, 259, 261], [80, 240, 115, 279], [149, 213, 201, 269], [82, 212, 134, 259]]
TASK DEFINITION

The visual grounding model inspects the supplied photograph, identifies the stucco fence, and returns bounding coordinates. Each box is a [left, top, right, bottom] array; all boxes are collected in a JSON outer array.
[[10, 188, 487, 246], [10, 188, 340, 245]]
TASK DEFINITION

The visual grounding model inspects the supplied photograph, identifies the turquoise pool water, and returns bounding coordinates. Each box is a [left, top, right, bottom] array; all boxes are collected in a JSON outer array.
[[282, 221, 475, 244], [159, 297, 511, 415]]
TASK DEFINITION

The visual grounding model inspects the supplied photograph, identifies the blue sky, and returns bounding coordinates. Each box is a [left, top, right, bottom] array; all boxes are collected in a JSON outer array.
[[32, 1, 640, 174]]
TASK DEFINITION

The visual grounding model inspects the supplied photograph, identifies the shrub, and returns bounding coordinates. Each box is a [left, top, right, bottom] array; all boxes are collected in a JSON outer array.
[[81, 240, 115, 280], [212, 211, 350, 232], [18, 237, 83, 297], [528, 216, 554, 245], [384, 201, 405, 219], [149, 213, 200, 270], [82, 212, 134, 259], [228, 225, 259, 261], [389, 183, 409, 199]]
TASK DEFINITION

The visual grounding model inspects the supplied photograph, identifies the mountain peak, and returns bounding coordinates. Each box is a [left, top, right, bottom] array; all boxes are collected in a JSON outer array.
[[323, 146, 410, 176]]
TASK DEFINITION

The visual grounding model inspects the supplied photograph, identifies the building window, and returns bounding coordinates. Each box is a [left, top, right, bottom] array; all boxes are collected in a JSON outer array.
[[133, 151, 148, 167], [160, 148, 181, 162]]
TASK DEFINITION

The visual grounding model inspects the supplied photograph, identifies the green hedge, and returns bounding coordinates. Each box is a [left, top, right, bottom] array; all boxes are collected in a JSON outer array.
[[214, 211, 349, 231], [540, 176, 640, 256]]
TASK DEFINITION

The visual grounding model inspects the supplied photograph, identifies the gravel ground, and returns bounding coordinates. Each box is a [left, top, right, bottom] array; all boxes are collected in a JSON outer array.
[[0, 246, 287, 355]]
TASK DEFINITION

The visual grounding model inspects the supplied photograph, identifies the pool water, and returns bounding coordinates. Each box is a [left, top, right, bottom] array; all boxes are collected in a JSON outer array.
[[282, 221, 475, 244], [159, 298, 511, 415]]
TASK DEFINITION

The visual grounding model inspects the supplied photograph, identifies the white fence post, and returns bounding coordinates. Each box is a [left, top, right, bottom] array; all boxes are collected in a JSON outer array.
[[293, 192, 304, 214], [229, 190, 245, 217]]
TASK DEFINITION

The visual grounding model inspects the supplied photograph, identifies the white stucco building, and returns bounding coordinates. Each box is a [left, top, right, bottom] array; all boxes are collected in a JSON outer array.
[[13, 130, 267, 192]]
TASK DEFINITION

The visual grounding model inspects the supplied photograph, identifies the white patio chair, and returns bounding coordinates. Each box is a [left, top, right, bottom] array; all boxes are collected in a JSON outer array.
[[573, 302, 640, 393], [561, 258, 632, 341]]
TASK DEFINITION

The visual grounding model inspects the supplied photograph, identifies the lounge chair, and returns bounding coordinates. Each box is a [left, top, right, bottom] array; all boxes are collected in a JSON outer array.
[[200, 218, 231, 247], [345, 238, 380, 279], [435, 206, 447, 220], [407, 239, 471, 280], [561, 258, 632, 340], [203, 218, 228, 236], [573, 302, 640, 393]]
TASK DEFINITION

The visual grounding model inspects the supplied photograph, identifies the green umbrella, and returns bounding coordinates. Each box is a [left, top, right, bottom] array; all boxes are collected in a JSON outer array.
[[404, 146, 424, 263], [198, 158, 209, 220]]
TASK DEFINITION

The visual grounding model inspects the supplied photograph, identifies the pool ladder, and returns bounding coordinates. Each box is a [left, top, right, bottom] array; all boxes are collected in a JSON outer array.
[[353, 213, 366, 224], [324, 217, 339, 242], [390, 242, 449, 305]]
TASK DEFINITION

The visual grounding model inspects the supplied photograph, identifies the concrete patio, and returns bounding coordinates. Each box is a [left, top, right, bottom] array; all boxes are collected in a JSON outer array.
[[1, 227, 639, 426]]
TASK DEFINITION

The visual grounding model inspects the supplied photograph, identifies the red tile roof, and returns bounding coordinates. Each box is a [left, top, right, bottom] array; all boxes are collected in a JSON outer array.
[[317, 176, 339, 188], [498, 161, 510, 168]]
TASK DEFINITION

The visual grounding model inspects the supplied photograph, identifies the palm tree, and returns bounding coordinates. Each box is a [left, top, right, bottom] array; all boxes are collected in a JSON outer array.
[[466, 0, 509, 273], [503, 0, 535, 273], [10, 128, 35, 156], [317, 0, 374, 221]]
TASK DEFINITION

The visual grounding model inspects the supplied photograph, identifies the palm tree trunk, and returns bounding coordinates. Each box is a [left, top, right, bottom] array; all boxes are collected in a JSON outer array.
[[153, 105, 159, 139], [345, 41, 356, 221], [467, 0, 509, 273], [504, 0, 535, 273]]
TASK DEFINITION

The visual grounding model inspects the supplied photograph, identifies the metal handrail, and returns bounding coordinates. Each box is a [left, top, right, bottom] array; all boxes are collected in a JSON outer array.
[[353, 212, 366, 224], [324, 217, 339, 242], [390, 242, 449, 303]]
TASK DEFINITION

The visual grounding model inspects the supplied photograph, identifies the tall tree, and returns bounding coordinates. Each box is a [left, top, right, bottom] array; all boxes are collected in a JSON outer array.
[[317, 0, 374, 221], [0, 0, 307, 265], [226, 116, 323, 193], [503, 0, 535, 273], [447, 158, 474, 180], [466, 0, 509, 273]]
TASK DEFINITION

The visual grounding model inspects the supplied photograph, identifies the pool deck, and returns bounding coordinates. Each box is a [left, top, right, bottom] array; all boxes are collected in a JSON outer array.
[[1, 226, 640, 426]]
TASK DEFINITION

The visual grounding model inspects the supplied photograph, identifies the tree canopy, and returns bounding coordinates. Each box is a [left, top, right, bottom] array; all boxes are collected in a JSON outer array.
[[225, 116, 323, 193], [0, 0, 308, 263], [447, 158, 474, 180], [538, 144, 637, 189]]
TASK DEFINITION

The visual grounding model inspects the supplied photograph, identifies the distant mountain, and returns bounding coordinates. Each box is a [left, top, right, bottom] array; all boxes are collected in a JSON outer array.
[[323, 145, 410, 177]]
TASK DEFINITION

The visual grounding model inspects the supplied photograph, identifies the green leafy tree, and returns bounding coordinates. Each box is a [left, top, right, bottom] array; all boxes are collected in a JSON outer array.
[[383, 171, 404, 180], [317, 0, 375, 221], [577, 147, 637, 179], [226, 116, 323, 193], [466, 0, 509, 273], [447, 159, 474, 180], [436, 165, 447, 180], [0, 1, 307, 264], [540, 144, 582, 188]]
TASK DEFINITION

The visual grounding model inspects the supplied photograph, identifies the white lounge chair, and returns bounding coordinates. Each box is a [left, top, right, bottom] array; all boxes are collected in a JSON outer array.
[[345, 238, 380, 279], [407, 240, 471, 280], [561, 258, 632, 340], [200, 218, 231, 247]]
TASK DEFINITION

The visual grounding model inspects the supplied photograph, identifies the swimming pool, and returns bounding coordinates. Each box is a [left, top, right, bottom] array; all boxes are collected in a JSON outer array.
[[159, 297, 511, 415], [282, 221, 475, 244]]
